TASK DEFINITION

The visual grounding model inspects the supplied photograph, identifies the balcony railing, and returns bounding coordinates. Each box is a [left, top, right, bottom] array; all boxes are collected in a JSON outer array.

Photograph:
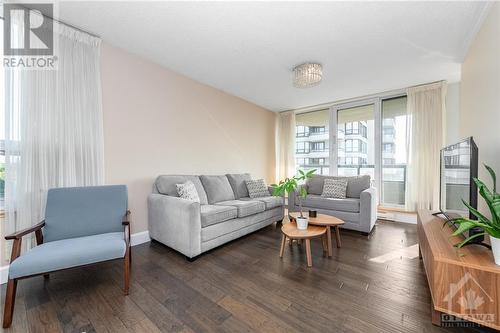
[[338, 164, 407, 206]]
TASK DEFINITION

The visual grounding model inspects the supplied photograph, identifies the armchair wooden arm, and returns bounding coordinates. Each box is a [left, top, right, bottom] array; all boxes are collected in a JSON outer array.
[[122, 210, 131, 295], [5, 221, 45, 240]]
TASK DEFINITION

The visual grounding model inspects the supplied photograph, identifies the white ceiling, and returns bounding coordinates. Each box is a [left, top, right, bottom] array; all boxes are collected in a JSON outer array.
[[55, 1, 491, 111]]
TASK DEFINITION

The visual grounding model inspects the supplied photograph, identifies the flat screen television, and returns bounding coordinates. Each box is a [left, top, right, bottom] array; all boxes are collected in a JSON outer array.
[[438, 137, 482, 243], [439, 137, 478, 219]]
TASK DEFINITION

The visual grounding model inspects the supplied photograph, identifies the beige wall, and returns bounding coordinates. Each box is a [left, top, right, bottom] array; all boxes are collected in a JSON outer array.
[[101, 43, 277, 234], [460, 3, 500, 211]]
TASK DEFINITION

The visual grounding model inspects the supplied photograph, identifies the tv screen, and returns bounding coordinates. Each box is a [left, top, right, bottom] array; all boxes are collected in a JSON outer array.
[[439, 137, 478, 219]]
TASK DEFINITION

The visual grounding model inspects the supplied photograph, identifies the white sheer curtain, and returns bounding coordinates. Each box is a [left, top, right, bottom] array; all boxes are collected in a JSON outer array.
[[4, 22, 104, 254], [276, 111, 296, 181], [405, 81, 447, 212]]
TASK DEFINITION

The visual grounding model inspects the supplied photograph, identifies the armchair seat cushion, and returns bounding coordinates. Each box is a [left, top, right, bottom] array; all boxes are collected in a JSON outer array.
[[241, 196, 284, 210], [201, 205, 237, 227], [215, 200, 265, 218], [301, 194, 360, 213], [9, 232, 126, 279]]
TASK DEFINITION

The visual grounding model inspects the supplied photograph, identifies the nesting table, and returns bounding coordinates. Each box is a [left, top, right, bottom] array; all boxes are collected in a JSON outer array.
[[280, 222, 326, 267], [289, 212, 344, 258]]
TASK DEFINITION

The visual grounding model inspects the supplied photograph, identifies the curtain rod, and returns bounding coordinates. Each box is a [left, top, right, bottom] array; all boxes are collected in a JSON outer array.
[[0, 4, 100, 39], [280, 80, 447, 114]]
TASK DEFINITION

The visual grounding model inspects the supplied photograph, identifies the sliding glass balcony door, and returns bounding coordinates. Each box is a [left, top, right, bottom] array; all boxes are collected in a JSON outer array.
[[381, 96, 408, 207], [333, 101, 379, 189], [294, 95, 407, 209]]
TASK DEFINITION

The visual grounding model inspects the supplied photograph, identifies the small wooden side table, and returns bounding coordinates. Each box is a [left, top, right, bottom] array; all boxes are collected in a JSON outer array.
[[289, 212, 345, 257], [280, 222, 326, 267]]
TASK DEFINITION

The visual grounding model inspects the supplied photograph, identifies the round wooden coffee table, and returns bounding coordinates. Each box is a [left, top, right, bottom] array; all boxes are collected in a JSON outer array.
[[280, 222, 326, 267], [289, 212, 345, 258]]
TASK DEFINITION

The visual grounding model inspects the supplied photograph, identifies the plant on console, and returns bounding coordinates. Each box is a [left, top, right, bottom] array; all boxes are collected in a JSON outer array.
[[452, 164, 500, 264]]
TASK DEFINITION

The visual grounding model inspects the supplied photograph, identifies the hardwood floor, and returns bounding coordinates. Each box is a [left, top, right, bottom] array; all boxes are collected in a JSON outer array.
[[0, 220, 495, 333]]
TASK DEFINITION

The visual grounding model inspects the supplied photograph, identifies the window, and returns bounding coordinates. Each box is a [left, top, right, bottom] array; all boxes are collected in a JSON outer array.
[[296, 125, 308, 137], [309, 126, 325, 135], [290, 94, 408, 208], [296, 141, 308, 153], [310, 141, 325, 152], [295, 110, 330, 175], [381, 96, 408, 207]]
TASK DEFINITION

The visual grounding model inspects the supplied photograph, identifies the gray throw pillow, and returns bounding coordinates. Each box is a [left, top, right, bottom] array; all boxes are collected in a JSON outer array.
[[321, 178, 348, 199], [176, 181, 200, 203], [245, 179, 270, 198]]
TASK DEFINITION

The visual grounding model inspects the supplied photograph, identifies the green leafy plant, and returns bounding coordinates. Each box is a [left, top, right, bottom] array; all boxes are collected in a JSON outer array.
[[452, 164, 500, 248], [271, 169, 316, 218]]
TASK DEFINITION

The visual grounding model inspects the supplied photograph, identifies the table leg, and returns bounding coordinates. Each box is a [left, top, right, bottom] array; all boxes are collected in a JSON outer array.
[[335, 226, 342, 248], [305, 239, 312, 267], [322, 235, 327, 257], [326, 226, 333, 257], [279, 235, 286, 258]]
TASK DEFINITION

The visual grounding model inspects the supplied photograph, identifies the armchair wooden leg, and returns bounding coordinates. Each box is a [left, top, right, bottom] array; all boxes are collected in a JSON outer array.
[[3, 279, 17, 328], [124, 248, 130, 295]]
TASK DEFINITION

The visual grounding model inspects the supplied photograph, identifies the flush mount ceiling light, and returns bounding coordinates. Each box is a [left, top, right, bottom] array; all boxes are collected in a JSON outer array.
[[293, 62, 323, 88]]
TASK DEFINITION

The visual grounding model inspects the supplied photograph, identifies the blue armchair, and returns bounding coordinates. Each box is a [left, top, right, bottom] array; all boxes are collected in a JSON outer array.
[[2, 185, 131, 328]]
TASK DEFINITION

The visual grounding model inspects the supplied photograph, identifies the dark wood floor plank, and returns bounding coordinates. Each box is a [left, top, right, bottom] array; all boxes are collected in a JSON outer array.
[[1, 220, 495, 333]]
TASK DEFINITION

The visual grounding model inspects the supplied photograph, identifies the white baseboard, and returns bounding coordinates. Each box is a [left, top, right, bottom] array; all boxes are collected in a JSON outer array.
[[130, 230, 151, 246], [0, 230, 151, 285], [378, 211, 417, 224]]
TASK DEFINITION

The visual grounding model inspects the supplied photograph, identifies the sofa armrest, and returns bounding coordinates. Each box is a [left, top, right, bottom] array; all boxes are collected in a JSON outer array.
[[360, 187, 377, 233], [148, 194, 201, 258]]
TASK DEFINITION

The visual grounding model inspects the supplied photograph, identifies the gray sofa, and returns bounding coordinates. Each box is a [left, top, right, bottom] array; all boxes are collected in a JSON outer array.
[[148, 174, 284, 258], [288, 175, 377, 234]]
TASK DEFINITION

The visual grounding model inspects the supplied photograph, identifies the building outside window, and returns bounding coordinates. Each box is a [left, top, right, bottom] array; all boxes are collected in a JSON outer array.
[[295, 109, 330, 175]]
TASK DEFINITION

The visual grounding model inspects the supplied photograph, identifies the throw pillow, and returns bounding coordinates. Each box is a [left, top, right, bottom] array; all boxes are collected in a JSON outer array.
[[245, 179, 270, 198], [176, 181, 200, 203], [321, 178, 348, 199]]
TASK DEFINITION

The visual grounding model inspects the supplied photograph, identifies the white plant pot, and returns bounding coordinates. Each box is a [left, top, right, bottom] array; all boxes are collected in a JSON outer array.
[[490, 236, 500, 265], [296, 217, 309, 230]]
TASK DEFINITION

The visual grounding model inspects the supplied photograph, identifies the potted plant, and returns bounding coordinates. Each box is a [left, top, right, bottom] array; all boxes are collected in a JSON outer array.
[[452, 164, 500, 264], [271, 169, 316, 230]]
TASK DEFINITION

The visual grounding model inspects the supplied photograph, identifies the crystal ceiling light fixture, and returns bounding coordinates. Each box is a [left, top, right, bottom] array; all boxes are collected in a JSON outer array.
[[293, 62, 323, 88]]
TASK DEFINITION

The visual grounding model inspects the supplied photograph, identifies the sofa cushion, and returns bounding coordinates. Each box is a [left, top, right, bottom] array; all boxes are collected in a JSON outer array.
[[200, 175, 235, 204], [216, 200, 265, 218], [226, 173, 251, 199], [301, 194, 360, 213], [245, 179, 270, 198], [200, 204, 237, 227], [9, 232, 126, 279], [201, 207, 282, 242], [241, 196, 284, 210], [155, 175, 208, 205], [342, 175, 370, 199], [306, 175, 370, 198], [306, 175, 328, 195]]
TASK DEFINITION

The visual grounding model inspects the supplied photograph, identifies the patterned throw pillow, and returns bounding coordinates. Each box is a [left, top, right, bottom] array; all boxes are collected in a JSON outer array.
[[176, 181, 200, 203], [321, 178, 348, 199], [245, 179, 270, 198]]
